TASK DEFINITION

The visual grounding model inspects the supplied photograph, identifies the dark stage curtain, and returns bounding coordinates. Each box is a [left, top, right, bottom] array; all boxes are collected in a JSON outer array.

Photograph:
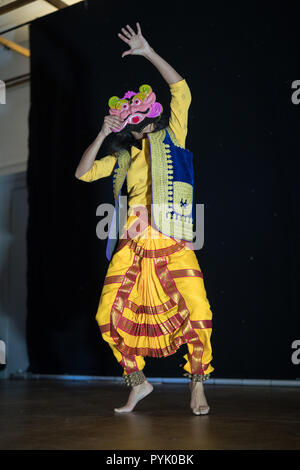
[[26, 0, 300, 379]]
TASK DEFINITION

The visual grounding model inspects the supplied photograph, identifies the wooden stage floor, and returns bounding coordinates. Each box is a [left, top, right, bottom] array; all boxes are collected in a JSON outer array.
[[0, 379, 299, 450]]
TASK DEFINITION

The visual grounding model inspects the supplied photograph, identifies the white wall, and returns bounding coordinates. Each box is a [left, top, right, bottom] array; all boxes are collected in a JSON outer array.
[[0, 0, 83, 378], [0, 32, 30, 377], [0, 37, 30, 174], [0, 171, 28, 379], [0, 0, 82, 173]]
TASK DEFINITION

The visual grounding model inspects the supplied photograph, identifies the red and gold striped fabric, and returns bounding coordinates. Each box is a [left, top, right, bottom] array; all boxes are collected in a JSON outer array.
[[95, 205, 214, 377]]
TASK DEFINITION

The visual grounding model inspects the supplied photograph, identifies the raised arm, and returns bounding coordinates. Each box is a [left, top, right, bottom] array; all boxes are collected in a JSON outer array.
[[75, 114, 122, 181], [118, 22, 183, 85], [118, 23, 191, 147]]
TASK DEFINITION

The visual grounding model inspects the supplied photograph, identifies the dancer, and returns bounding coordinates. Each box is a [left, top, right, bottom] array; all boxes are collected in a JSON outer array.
[[75, 22, 214, 415]]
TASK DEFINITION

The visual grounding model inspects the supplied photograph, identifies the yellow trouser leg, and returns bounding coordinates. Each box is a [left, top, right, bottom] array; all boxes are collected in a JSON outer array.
[[182, 327, 214, 377], [108, 342, 146, 377]]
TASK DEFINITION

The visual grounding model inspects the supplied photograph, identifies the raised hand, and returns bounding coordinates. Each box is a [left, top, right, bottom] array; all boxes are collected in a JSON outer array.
[[118, 22, 152, 58]]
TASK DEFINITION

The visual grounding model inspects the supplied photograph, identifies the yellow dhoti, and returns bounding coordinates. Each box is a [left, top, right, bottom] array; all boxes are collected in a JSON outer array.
[[96, 205, 214, 379]]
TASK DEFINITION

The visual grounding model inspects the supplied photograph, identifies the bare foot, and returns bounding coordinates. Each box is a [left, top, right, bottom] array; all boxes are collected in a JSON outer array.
[[114, 380, 153, 413], [189, 381, 210, 415]]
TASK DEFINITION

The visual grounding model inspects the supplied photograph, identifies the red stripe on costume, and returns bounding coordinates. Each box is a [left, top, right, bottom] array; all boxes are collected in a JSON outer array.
[[125, 298, 176, 315], [190, 320, 212, 329], [170, 269, 203, 278], [117, 312, 187, 337], [104, 275, 124, 285], [115, 237, 186, 258], [109, 254, 141, 345], [99, 323, 110, 333], [103, 269, 202, 287], [154, 256, 206, 375], [101, 317, 212, 338]]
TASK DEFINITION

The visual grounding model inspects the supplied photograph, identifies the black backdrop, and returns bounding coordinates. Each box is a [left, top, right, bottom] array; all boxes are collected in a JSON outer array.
[[27, 0, 300, 379]]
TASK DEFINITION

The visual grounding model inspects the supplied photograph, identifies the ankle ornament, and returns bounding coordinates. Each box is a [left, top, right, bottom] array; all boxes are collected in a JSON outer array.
[[183, 372, 211, 382], [123, 370, 146, 387]]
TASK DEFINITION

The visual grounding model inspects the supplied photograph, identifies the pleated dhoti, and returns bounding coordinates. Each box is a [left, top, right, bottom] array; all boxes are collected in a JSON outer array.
[[96, 204, 214, 379]]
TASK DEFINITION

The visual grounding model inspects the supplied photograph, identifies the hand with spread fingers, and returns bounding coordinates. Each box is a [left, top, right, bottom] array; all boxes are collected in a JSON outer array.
[[118, 22, 152, 58]]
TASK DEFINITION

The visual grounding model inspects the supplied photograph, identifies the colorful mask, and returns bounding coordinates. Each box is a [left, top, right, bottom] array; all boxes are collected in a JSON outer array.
[[108, 84, 163, 133]]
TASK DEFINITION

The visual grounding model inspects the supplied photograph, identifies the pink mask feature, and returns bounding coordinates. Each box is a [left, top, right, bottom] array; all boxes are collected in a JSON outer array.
[[108, 84, 163, 133]]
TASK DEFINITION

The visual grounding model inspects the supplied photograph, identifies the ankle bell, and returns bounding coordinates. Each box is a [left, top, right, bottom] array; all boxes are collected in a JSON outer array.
[[183, 372, 211, 382], [123, 370, 146, 387]]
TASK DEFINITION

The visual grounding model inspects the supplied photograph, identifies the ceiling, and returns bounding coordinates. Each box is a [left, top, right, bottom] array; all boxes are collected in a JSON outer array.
[[0, 0, 83, 44]]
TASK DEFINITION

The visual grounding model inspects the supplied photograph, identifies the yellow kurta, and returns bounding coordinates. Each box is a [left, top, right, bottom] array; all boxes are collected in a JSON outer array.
[[78, 79, 214, 378]]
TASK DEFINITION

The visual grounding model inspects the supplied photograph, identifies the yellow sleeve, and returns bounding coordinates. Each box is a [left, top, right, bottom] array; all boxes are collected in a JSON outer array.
[[168, 78, 192, 148], [77, 155, 117, 182]]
